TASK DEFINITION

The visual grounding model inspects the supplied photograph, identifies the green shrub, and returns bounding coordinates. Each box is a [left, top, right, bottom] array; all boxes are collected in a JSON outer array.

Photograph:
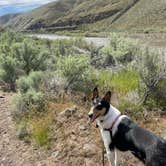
[[16, 121, 28, 140], [14, 90, 45, 113], [149, 79, 166, 109], [16, 76, 33, 94], [136, 48, 166, 106], [0, 56, 18, 91], [14, 40, 50, 74], [57, 55, 91, 92], [31, 117, 52, 149], [17, 71, 43, 93], [0, 31, 24, 45], [0, 32, 53, 91], [117, 98, 144, 114], [100, 33, 139, 67]]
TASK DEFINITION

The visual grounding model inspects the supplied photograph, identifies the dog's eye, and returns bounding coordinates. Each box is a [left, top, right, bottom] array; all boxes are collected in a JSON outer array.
[[96, 104, 103, 110]]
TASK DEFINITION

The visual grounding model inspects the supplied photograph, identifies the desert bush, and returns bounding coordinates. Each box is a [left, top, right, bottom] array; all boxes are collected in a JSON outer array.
[[14, 40, 51, 74], [0, 32, 53, 91], [16, 121, 28, 140], [73, 38, 94, 51], [51, 38, 93, 57], [0, 56, 18, 91], [16, 71, 43, 93], [100, 33, 139, 67], [14, 90, 45, 113], [136, 49, 166, 107], [117, 98, 144, 114], [0, 31, 24, 45], [57, 55, 91, 92], [30, 116, 53, 149], [12, 72, 46, 117], [146, 79, 166, 109]]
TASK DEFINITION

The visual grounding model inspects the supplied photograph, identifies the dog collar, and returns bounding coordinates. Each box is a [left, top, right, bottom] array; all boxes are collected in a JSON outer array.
[[107, 114, 121, 132]]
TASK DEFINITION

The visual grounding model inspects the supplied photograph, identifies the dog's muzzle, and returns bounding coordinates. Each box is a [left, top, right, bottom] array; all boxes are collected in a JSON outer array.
[[88, 114, 93, 119], [88, 113, 96, 123]]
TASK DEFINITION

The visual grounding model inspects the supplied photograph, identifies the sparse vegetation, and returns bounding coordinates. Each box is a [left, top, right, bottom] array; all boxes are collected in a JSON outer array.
[[0, 0, 166, 164], [30, 115, 53, 149], [0, 31, 165, 151], [135, 48, 166, 107], [100, 33, 139, 66]]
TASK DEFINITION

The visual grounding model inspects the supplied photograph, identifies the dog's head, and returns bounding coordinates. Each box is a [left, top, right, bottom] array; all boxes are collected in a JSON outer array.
[[88, 87, 112, 123]]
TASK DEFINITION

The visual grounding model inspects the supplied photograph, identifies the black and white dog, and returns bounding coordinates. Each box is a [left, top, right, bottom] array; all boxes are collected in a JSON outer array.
[[88, 88, 166, 166]]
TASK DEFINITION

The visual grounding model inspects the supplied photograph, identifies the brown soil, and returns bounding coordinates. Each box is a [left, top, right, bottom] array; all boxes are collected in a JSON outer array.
[[0, 92, 166, 166]]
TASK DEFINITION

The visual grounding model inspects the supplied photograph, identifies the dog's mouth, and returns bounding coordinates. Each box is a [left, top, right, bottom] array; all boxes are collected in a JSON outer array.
[[89, 114, 99, 123]]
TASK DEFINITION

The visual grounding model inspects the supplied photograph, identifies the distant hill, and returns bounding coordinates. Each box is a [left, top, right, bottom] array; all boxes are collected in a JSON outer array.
[[2, 0, 166, 32], [0, 14, 20, 25]]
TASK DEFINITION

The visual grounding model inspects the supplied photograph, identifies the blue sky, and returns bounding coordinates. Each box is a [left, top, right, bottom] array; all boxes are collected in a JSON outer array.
[[0, 0, 57, 16]]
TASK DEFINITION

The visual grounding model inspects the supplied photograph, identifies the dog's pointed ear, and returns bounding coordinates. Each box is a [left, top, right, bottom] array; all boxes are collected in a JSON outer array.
[[92, 87, 99, 100], [104, 91, 112, 103]]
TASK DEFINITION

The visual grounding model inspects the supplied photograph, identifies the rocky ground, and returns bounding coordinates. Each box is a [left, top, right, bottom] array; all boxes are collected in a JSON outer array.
[[0, 92, 166, 166]]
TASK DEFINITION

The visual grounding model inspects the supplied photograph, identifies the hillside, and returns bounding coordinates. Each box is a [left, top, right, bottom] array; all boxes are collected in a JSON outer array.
[[86, 0, 166, 32], [0, 14, 20, 25], [2, 0, 166, 32]]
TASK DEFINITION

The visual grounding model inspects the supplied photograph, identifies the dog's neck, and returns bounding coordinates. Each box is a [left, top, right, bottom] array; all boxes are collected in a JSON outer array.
[[96, 104, 122, 134]]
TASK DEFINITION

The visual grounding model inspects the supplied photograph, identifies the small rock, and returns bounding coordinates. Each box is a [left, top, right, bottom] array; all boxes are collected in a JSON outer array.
[[59, 107, 77, 118], [79, 125, 88, 131], [83, 143, 99, 156], [71, 134, 77, 141], [51, 151, 59, 158], [155, 118, 159, 121]]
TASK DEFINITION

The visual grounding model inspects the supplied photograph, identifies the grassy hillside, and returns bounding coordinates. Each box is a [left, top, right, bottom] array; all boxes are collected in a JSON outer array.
[[86, 0, 166, 32], [2, 0, 166, 32], [4, 0, 136, 31], [5, 0, 78, 30]]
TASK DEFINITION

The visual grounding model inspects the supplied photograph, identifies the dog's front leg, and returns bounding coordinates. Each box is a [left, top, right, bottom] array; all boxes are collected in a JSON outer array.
[[114, 148, 118, 166], [100, 129, 116, 166]]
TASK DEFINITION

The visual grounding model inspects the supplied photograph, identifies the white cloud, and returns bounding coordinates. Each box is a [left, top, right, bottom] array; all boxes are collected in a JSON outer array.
[[0, 0, 57, 16], [0, 0, 56, 6]]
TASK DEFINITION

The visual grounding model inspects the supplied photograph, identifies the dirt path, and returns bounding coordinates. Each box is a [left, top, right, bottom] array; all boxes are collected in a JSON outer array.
[[0, 92, 50, 166], [0, 92, 30, 166]]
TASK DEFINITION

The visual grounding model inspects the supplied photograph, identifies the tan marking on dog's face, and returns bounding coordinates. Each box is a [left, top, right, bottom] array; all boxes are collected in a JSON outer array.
[[89, 104, 107, 123], [93, 107, 107, 119]]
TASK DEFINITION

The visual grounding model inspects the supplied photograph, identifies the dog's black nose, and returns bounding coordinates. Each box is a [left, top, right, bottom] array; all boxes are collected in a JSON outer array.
[[88, 114, 93, 118]]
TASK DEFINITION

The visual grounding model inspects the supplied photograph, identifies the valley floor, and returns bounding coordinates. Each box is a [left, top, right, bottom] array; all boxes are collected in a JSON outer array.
[[0, 92, 166, 166], [29, 32, 166, 61]]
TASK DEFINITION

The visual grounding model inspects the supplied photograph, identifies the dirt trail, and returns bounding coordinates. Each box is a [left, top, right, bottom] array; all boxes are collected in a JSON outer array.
[[0, 92, 30, 166], [0, 92, 50, 166]]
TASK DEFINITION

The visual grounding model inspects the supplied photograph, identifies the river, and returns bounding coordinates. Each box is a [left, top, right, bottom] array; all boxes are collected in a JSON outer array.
[[28, 34, 109, 47]]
